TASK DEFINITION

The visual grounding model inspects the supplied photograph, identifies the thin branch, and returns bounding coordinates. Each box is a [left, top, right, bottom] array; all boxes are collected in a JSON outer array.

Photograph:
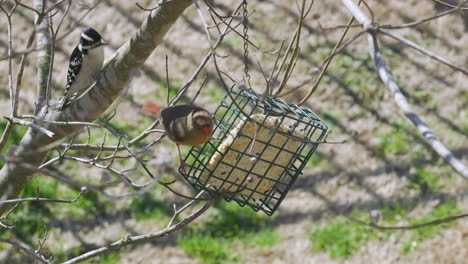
[[169, 7, 246, 106], [135, 1, 164, 12], [0, 2, 17, 116], [13, 35, 35, 118], [190, 75, 208, 103], [0, 238, 50, 264], [0, 186, 87, 205], [167, 190, 205, 227], [4, 117, 55, 138], [0, 47, 38, 61], [340, 0, 468, 179], [381, 5, 462, 29], [0, 203, 19, 229], [204, 1, 277, 54], [194, 0, 213, 46], [45, 0, 72, 108], [14, 0, 41, 15], [62, 198, 216, 264], [0, 3, 18, 153], [430, 0, 468, 10], [298, 0, 362, 105], [369, 34, 468, 178], [378, 28, 467, 75], [0, 123, 14, 152], [165, 54, 170, 105], [274, 0, 311, 96], [345, 212, 468, 230], [278, 30, 365, 97], [34, 0, 53, 114]]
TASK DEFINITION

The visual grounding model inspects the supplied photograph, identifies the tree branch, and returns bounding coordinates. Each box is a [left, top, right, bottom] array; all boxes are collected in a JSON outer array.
[[34, 0, 52, 114], [0, 0, 194, 216], [0, 238, 50, 264], [340, 0, 468, 179], [62, 197, 216, 264], [378, 28, 467, 75], [0, 186, 87, 205]]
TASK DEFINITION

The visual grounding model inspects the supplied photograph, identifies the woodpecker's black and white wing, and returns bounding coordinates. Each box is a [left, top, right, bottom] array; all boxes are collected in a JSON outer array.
[[59, 46, 83, 109], [65, 47, 83, 97]]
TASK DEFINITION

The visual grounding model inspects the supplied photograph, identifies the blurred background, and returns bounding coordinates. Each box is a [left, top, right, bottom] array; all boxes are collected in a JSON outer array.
[[0, 0, 467, 263]]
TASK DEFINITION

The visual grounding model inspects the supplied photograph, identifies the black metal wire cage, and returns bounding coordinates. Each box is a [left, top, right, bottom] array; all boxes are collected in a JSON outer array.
[[180, 88, 328, 215]]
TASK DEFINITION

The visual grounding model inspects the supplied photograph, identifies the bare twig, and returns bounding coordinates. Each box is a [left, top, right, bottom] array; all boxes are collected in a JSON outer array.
[[0, 203, 19, 229], [4, 117, 55, 138], [0, 186, 87, 205], [204, 1, 277, 54], [165, 54, 171, 105], [62, 198, 216, 264], [136, 1, 164, 12], [340, 0, 468, 179], [0, 2, 17, 116], [274, 0, 312, 96], [0, 238, 50, 264], [378, 28, 467, 75], [298, 0, 362, 105], [34, 0, 53, 114], [0, 3, 18, 153], [45, 0, 72, 108], [430, 0, 468, 10], [190, 75, 208, 103], [278, 30, 365, 97], [169, 6, 246, 106], [345, 212, 468, 230], [194, 0, 213, 46], [381, 5, 462, 29], [0, 123, 14, 152], [369, 34, 468, 178], [167, 190, 205, 227]]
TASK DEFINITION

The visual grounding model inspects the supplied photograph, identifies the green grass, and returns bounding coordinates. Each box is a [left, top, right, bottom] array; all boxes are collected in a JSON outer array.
[[310, 210, 382, 259], [305, 46, 382, 104], [308, 152, 326, 167], [224, 37, 242, 48], [402, 199, 460, 254], [179, 232, 239, 264], [130, 192, 172, 221], [377, 120, 414, 155], [0, 176, 105, 242], [209, 87, 226, 102], [378, 128, 409, 154], [178, 202, 281, 264], [406, 166, 440, 193], [310, 200, 460, 258], [0, 120, 28, 168]]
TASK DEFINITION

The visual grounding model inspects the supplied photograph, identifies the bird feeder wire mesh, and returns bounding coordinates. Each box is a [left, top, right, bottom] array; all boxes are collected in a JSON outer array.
[[180, 88, 328, 215]]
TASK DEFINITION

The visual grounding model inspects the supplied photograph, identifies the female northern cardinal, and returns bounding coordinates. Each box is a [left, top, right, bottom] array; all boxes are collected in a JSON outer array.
[[142, 102, 214, 172]]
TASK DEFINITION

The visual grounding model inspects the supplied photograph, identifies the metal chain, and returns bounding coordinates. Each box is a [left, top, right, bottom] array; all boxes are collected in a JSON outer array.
[[242, 0, 251, 88]]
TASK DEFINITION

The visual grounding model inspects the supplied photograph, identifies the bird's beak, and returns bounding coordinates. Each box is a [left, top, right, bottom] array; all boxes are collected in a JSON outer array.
[[100, 39, 109, 46]]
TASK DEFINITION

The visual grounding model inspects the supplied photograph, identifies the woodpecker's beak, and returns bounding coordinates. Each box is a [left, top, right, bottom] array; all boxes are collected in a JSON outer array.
[[100, 39, 109, 46]]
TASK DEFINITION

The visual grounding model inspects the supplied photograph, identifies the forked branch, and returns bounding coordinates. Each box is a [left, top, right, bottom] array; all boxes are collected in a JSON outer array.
[[340, 0, 468, 179]]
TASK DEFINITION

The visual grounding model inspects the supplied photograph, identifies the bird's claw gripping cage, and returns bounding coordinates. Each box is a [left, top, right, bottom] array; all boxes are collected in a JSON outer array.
[[180, 88, 328, 215]]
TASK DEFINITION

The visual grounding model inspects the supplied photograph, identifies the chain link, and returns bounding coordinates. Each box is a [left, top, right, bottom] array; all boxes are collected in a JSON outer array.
[[242, 0, 251, 88]]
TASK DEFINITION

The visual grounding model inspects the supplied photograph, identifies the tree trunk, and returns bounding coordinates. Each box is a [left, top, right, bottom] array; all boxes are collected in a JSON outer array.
[[0, 0, 193, 216]]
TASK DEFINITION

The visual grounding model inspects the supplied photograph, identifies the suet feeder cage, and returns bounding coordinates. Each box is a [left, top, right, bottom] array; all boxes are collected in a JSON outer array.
[[180, 88, 328, 215]]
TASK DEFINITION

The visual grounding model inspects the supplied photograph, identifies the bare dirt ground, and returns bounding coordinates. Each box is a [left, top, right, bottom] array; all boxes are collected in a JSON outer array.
[[0, 0, 467, 263]]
